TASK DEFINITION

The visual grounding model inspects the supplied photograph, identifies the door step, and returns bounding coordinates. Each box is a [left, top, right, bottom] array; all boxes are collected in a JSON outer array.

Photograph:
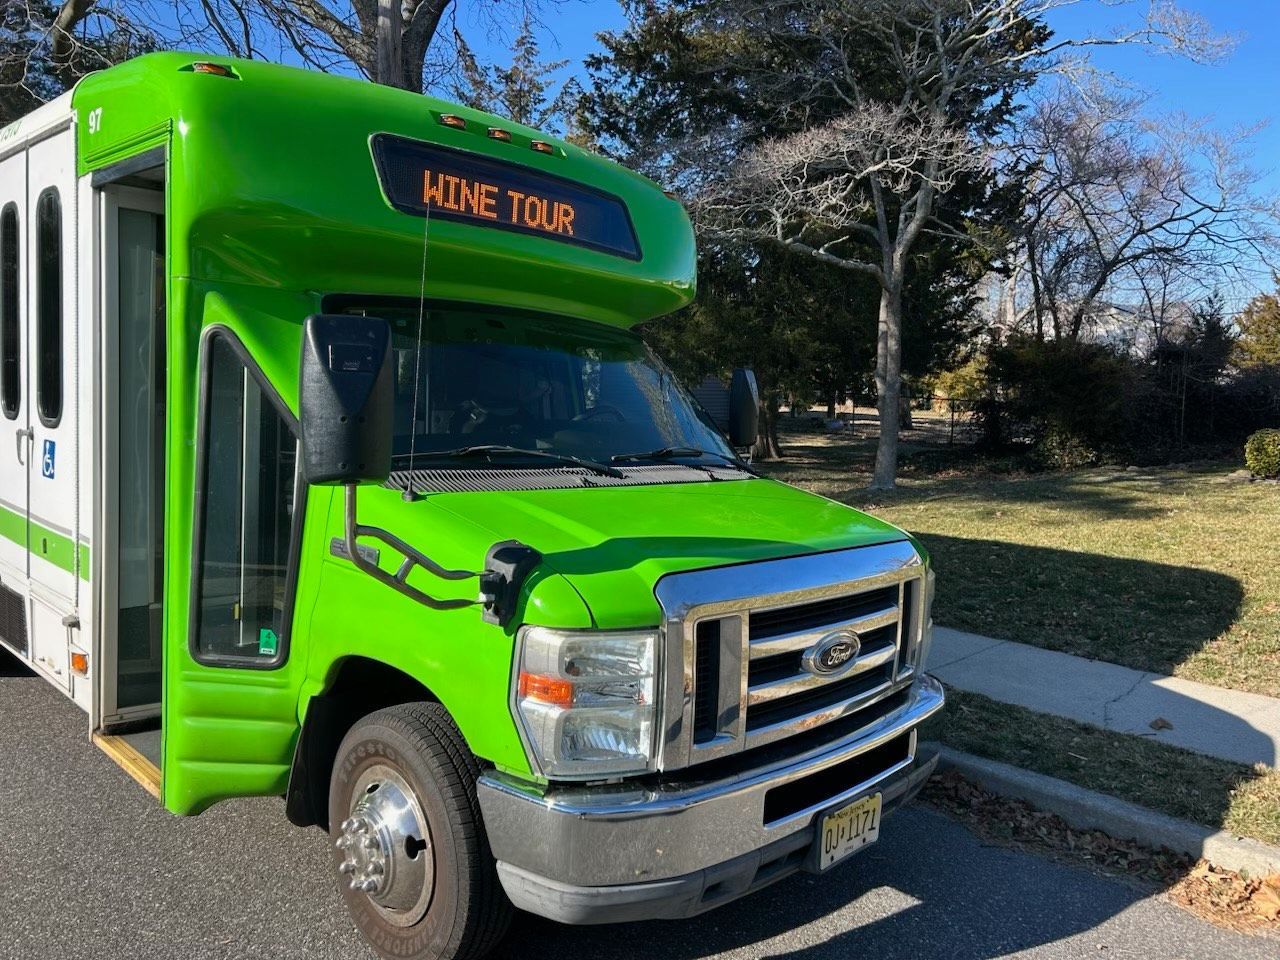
[[93, 730, 160, 799]]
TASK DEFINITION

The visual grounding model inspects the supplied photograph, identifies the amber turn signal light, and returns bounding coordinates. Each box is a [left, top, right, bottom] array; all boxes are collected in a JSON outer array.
[[70, 652, 88, 676], [518, 672, 573, 707], [438, 114, 467, 129]]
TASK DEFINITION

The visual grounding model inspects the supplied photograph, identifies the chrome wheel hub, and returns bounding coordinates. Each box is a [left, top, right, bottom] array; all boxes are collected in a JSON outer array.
[[335, 765, 434, 926]]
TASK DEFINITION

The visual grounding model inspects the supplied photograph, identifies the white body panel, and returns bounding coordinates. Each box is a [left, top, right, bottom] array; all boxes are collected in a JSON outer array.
[[0, 95, 97, 714]]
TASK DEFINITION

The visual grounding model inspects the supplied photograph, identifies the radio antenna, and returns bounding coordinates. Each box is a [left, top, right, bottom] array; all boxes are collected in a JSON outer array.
[[403, 201, 432, 502]]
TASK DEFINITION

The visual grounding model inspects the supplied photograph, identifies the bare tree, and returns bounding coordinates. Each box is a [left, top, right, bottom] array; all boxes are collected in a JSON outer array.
[[3, 0, 559, 103], [692, 0, 1228, 489], [191, 0, 572, 92], [1008, 82, 1280, 345], [2, 0, 155, 122]]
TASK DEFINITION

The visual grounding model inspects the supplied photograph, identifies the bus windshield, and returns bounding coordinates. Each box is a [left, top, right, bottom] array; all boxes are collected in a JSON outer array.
[[325, 300, 738, 469]]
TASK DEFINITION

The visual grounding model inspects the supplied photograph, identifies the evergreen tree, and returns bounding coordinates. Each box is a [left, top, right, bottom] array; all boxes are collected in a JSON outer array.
[[1236, 285, 1280, 368], [450, 17, 580, 135]]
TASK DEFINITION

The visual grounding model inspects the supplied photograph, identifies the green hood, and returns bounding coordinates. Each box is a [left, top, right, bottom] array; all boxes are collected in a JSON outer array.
[[427, 477, 908, 627]]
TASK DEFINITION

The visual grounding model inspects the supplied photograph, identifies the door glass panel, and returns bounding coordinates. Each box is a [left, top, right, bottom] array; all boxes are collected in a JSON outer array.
[[116, 208, 164, 708], [193, 337, 298, 665], [36, 188, 61, 426], [1, 203, 19, 420]]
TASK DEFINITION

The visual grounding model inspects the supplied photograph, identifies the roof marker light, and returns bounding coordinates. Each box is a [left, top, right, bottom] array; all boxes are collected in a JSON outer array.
[[530, 140, 555, 155], [438, 114, 467, 129], [191, 62, 234, 77], [487, 127, 513, 142]]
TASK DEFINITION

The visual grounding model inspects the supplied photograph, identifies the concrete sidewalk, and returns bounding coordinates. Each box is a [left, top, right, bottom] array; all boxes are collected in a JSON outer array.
[[926, 627, 1280, 769]]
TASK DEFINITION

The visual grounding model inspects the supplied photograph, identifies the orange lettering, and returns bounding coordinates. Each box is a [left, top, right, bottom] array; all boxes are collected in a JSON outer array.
[[477, 183, 498, 219], [459, 179, 476, 214], [423, 169, 443, 206], [524, 195, 544, 228], [555, 203, 575, 236], [539, 197, 558, 231], [443, 175, 461, 210], [507, 189, 525, 222]]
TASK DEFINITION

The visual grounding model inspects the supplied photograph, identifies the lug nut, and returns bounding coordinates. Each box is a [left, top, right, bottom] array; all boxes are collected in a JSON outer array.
[[338, 861, 355, 875], [359, 878, 379, 893]]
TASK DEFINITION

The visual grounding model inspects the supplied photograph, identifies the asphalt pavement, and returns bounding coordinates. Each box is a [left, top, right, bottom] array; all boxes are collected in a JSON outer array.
[[1, 649, 1273, 960]]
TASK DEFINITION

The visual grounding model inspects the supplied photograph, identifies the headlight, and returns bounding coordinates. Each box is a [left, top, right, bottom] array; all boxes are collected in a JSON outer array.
[[513, 627, 658, 779]]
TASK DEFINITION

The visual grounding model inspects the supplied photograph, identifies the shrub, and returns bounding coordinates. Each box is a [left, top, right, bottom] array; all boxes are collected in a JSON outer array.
[[977, 336, 1136, 457], [1245, 429, 1280, 478], [1037, 426, 1101, 470]]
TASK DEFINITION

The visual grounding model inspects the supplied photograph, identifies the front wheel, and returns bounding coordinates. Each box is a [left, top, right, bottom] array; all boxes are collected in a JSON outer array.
[[328, 702, 512, 960]]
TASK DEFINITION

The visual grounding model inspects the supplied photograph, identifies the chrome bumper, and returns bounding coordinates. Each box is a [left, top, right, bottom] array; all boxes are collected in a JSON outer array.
[[478, 674, 944, 921]]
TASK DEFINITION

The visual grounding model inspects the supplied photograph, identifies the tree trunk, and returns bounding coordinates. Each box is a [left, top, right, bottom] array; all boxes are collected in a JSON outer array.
[[826, 393, 836, 419], [50, 0, 94, 82], [375, 0, 407, 88], [755, 399, 783, 460], [870, 281, 904, 491]]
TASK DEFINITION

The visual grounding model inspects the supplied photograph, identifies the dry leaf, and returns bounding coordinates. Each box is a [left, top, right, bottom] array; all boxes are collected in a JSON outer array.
[[1149, 717, 1174, 731]]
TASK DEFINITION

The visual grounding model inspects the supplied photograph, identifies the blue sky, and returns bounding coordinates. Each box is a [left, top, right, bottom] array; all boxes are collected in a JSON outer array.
[[468, 0, 1278, 194], [463, 0, 1279, 299]]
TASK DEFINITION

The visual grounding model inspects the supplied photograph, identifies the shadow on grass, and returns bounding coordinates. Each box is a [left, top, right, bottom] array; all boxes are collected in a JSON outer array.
[[919, 535, 1243, 676]]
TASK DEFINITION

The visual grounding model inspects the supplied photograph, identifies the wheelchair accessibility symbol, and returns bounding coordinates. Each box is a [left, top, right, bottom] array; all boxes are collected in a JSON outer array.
[[41, 439, 55, 479]]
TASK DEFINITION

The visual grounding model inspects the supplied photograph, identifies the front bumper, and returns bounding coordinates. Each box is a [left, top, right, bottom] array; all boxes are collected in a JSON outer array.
[[478, 674, 944, 924]]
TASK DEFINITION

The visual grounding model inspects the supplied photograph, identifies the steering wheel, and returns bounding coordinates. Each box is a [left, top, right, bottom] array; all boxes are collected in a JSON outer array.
[[573, 404, 626, 423]]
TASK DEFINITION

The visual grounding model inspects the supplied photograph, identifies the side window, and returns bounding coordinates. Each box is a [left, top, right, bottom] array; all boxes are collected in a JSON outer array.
[[36, 188, 61, 427], [192, 334, 303, 667], [0, 204, 18, 420]]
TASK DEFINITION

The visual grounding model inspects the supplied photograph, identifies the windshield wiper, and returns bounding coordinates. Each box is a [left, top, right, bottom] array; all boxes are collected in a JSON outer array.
[[397, 445, 626, 479], [610, 447, 762, 476]]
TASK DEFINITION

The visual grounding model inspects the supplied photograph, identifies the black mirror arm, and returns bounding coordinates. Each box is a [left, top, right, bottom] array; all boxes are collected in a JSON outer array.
[[341, 485, 539, 628], [343, 484, 480, 611]]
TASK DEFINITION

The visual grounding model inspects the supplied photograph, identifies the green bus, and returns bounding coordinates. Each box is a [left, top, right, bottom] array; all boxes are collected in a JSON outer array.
[[0, 53, 943, 960]]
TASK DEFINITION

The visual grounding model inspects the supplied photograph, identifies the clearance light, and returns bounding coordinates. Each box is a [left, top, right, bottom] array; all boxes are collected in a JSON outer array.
[[70, 652, 89, 676], [191, 62, 234, 77], [487, 127, 513, 142], [438, 114, 467, 129], [530, 140, 555, 155]]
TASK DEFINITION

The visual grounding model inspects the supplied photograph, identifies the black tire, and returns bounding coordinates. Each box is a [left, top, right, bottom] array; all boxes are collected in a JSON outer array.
[[328, 702, 513, 960]]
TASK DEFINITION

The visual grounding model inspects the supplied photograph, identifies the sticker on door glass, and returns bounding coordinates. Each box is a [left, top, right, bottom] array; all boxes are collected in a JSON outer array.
[[41, 439, 55, 479], [259, 628, 278, 656]]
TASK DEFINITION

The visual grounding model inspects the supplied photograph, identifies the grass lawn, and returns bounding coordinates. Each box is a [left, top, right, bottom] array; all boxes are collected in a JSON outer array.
[[761, 418, 1280, 696], [922, 687, 1280, 847]]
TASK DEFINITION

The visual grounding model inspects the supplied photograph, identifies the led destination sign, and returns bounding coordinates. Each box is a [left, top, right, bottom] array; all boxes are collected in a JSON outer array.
[[371, 134, 641, 260]]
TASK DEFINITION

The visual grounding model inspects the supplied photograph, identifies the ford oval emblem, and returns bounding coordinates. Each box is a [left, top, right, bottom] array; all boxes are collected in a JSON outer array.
[[802, 629, 862, 677]]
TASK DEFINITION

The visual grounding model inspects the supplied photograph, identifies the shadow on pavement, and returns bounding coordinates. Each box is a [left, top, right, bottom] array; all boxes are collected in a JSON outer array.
[[493, 806, 1164, 960], [0, 643, 34, 677]]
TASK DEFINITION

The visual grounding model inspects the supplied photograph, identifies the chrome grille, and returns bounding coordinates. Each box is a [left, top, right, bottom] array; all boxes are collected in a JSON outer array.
[[655, 541, 926, 770]]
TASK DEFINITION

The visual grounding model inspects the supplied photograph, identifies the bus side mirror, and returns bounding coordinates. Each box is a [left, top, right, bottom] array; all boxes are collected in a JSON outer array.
[[299, 314, 394, 485], [728, 367, 759, 449]]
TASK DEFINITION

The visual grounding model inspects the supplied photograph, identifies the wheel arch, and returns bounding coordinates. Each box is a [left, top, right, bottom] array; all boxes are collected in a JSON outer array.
[[286, 655, 447, 830]]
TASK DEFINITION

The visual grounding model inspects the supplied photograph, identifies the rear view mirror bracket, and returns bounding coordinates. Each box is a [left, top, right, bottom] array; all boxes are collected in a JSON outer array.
[[298, 314, 537, 627]]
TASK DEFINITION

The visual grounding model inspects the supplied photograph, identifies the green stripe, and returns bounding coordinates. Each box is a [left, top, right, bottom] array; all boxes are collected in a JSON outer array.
[[0, 502, 91, 581]]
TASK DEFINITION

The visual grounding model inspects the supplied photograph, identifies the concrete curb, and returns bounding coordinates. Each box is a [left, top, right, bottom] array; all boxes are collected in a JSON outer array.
[[926, 743, 1280, 878]]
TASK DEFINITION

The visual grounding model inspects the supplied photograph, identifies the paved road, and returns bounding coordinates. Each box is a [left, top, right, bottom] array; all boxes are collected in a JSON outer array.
[[1, 651, 1274, 960]]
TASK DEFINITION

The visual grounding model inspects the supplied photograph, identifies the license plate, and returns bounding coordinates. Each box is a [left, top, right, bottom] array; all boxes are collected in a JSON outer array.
[[818, 792, 882, 869]]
